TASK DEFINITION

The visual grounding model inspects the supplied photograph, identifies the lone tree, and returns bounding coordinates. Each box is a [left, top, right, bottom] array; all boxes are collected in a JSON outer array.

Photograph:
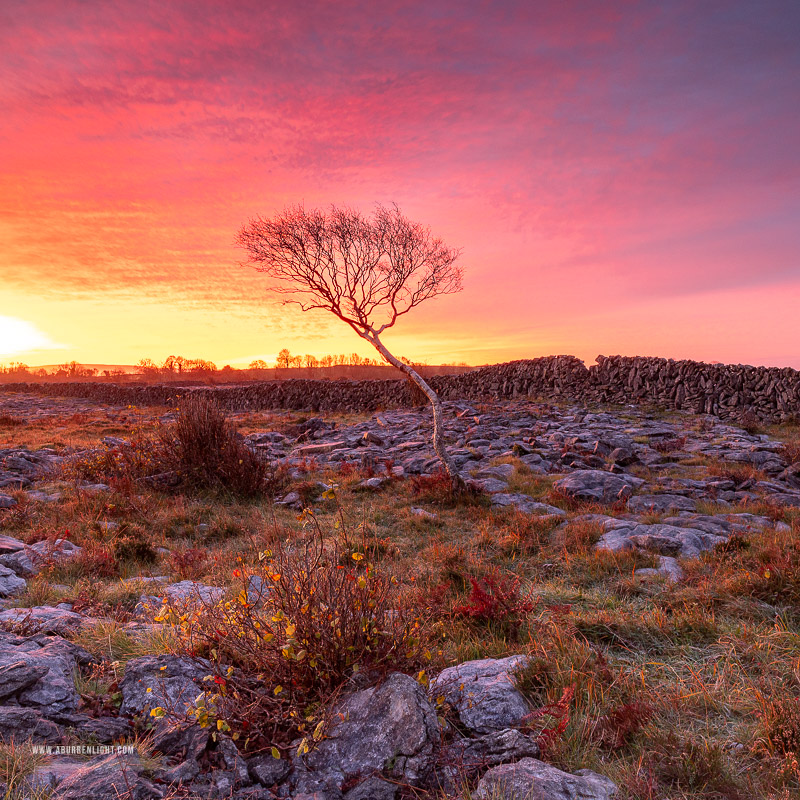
[[237, 203, 464, 484]]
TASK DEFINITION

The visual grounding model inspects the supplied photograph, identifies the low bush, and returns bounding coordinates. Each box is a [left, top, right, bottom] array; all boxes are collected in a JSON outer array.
[[65, 395, 289, 498], [164, 527, 431, 754], [453, 570, 537, 640]]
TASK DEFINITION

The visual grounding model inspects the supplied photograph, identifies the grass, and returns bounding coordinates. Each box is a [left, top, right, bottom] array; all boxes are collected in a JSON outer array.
[[0, 742, 51, 800], [1, 398, 800, 798]]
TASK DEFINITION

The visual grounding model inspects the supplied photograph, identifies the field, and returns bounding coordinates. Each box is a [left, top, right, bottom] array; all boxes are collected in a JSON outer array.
[[0, 391, 799, 800]]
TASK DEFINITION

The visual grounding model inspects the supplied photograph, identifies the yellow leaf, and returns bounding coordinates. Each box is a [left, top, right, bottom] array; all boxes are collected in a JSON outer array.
[[150, 707, 166, 718], [312, 720, 325, 741], [274, 685, 283, 695], [271, 746, 281, 760], [351, 552, 364, 562]]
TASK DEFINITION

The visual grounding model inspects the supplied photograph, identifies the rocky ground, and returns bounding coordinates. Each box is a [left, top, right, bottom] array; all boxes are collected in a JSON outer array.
[[0, 392, 799, 799]]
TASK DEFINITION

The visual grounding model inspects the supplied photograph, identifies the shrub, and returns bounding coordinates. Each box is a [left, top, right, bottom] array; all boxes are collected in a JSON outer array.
[[651, 435, 687, 453], [170, 547, 209, 581], [411, 470, 486, 507], [160, 395, 273, 497], [591, 700, 654, 751], [113, 535, 159, 566], [169, 530, 430, 754], [453, 570, 537, 639], [65, 430, 167, 488]]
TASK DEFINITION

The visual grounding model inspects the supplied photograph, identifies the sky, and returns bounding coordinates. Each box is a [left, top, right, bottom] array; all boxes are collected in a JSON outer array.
[[1, 0, 799, 369]]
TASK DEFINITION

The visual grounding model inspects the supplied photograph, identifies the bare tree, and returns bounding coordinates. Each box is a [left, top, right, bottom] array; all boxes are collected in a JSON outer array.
[[237, 203, 464, 484]]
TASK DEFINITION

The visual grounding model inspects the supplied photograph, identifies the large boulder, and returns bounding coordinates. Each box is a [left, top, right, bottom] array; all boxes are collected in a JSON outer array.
[[292, 673, 439, 796], [553, 470, 644, 504], [120, 655, 211, 718], [473, 757, 617, 800], [596, 521, 727, 558], [0, 633, 88, 718], [431, 656, 530, 734]]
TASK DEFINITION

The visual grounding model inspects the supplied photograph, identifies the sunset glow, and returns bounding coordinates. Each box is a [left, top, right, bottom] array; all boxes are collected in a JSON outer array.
[[2, 1, 799, 368]]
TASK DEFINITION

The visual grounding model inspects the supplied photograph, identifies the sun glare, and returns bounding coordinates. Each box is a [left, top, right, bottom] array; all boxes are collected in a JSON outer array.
[[0, 316, 62, 358]]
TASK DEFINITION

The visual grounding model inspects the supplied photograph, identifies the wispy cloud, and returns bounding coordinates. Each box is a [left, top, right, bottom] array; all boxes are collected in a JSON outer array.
[[1, 1, 799, 365]]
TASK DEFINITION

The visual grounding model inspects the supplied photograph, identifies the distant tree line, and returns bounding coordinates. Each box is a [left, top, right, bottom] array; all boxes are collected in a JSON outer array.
[[252, 350, 385, 369], [1, 352, 470, 380], [136, 356, 219, 376]]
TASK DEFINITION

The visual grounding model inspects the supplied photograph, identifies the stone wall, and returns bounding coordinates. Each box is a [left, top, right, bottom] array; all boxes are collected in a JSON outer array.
[[2, 355, 799, 421]]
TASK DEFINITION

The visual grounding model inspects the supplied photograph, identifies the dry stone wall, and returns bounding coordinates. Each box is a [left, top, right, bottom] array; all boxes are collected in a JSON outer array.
[[2, 355, 799, 421]]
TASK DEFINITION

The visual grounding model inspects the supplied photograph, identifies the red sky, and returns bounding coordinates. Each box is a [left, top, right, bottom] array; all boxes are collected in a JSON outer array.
[[2, 0, 799, 368]]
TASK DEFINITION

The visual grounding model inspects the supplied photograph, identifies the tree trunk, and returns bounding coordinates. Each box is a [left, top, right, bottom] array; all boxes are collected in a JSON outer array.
[[358, 330, 464, 488]]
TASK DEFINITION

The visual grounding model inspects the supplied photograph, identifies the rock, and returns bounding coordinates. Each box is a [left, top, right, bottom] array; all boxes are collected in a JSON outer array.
[[609, 447, 637, 466], [246, 575, 270, 606], [275, 490, 302, 508], [491, 493, 567, 517], [0, 660, 50, 699], [468, 477, 509, 493], [409, 507, 437, 520], [438, 728, 540, 789], [293, 673, 438, 795], [152, 720, 210, 759], [10, 640, 85, 718], [0, 606, 86, 635], [473, 757, 617, 800], [0, 707, 62, 743], [151, 721, 210, 785], [0, 494, 17, 509], [553, 470, 644, 504], [29, 538, 83, 563], [50, 753, 163, 800], [0, 535, 26, 554], [780, 463, 800, 489], [161, 580, 224, 605], [247, 752, 291, 787], [597, 520, 727, 558], [431, 656, 530, 734], [0, 549, 36, 576], [137, 581, 224, 617], [344, 776, 398, 800], [474, 464, 515, 480], [297, 441, 348, 455], [59, 713, 132, 743], [0, 564, 26, 596], [26, 490, 62, 502], [120, 655, 211, 717], [356, 477, 390, 490], [0, 633, 88, 719], [218, 734, 251, 786], [27, 759, 84, 792], [627, 493, 697, 514]]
